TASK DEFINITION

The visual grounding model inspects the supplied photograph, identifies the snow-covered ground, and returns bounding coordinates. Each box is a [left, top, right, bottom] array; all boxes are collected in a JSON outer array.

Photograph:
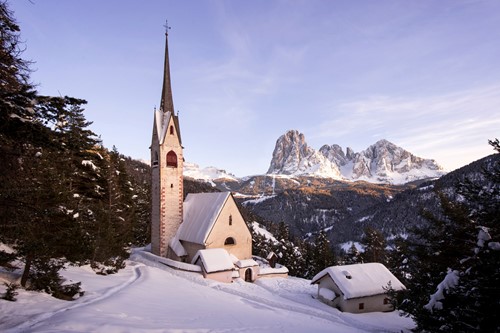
[[0, 248, 414, 333]]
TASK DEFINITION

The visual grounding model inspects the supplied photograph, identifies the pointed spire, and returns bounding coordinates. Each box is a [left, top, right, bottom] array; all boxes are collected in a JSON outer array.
[[158, 21, 182, 144], [160, 20, 174, 114]]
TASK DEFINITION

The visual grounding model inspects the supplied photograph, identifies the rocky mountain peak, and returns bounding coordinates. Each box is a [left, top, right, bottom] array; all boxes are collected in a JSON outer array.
[[319, 144, 348, 166], [267, 130, 446, 184], [267, 130, 342, 178]]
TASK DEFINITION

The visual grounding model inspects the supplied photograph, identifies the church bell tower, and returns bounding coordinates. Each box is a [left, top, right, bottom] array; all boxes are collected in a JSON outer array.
[[150, 24, 183, 257]]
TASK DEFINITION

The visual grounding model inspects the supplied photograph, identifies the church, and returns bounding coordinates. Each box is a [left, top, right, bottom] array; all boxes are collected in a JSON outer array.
[[149, 27, 273, 282]]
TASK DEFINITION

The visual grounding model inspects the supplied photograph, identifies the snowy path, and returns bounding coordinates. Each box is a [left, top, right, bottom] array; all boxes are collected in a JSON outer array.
[[3, 262, 146, 333]]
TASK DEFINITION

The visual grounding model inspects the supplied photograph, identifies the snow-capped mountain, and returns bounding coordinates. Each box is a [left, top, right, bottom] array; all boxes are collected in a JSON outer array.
[[267, 130, 446, 184], [184, 162, 238, 182], [266, 130, 342, 179]]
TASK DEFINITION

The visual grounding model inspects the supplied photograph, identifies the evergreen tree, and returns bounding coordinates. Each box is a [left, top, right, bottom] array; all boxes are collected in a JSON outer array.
[[268, 222, 302, 276], [130, 183, 151, 246], [251, 228, 272, 259], [89, 146, 134, 274], [9, 140, 86, 295], [385, 236, 410, 285], [279, 236, 306, 277], [360, 226, 387, 264], [300, 239, 317, 279], [311, 230, 336, 275], [436, 139, 500, 332], [401, 140, 500, 332], [343, 243, 363, 265], [0, 2, 138, 297], [0, 0, 36, 139]]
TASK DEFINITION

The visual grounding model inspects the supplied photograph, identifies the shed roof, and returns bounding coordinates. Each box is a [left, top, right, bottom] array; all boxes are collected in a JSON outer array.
[[192, 248, 235, 273], [235, 259, 259, 268], [311, 263, 405, 299], [177, 192, 231, 244]]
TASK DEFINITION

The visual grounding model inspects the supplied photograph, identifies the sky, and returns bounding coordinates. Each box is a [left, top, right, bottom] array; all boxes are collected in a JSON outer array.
[[9, 0, 500, 177]]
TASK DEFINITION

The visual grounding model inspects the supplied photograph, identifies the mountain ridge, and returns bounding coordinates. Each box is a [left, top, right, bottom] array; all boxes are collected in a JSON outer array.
[[267, 130, 446, 184]]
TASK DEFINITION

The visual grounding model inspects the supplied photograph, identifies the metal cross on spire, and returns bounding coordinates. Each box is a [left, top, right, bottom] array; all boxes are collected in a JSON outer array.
[[164, 20, 171, 35]]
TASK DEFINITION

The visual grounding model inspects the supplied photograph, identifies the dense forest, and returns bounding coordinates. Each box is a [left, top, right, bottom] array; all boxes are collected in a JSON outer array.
[[0, 1, 150, 299]]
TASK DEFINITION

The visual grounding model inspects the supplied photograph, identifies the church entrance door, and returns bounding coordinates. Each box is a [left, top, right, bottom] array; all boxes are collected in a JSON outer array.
[[244, 268, 252, 282]]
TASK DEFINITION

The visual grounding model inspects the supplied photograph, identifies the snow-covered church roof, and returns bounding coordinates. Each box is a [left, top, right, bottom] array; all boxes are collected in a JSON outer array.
[[177, 192, 231, 245], [311, 263, 405, 299]]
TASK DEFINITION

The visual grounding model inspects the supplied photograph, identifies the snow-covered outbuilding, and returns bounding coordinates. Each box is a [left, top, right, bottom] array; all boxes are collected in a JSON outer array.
[[192, 248, 235, 283], [311, 263, 405, 313], [234, 258, 260, 282]]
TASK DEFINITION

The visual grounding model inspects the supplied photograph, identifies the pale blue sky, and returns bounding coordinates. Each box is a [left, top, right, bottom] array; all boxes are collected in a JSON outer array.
[[10, 0, 500, 176]]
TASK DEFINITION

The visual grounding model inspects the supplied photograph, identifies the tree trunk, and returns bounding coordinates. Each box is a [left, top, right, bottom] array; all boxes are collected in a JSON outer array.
[[20, 254, 32, 287]]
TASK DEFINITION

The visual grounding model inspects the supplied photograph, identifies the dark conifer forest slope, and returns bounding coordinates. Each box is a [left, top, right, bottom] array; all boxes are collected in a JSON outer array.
[[235, 153, 499, 245]]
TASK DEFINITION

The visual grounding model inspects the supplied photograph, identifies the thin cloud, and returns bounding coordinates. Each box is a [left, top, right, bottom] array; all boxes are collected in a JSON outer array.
[[307, 84, 500, 169]]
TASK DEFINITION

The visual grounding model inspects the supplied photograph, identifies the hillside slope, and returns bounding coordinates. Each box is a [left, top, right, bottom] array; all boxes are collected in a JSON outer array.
[[0, 248, 414, 333]]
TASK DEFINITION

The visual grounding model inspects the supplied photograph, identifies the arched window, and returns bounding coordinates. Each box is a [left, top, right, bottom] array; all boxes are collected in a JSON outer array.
[[170, 125, 174, 135], [166, 150, 177, 168], [224, 237, 235, 245]]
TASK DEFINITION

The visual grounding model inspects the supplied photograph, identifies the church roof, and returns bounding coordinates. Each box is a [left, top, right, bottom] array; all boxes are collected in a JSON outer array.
[[311, 263, 406, 299], [177, 192, 231, 245]]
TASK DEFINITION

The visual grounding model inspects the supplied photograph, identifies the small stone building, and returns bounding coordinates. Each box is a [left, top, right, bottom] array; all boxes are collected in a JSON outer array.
[[311, 263, 405, 313]]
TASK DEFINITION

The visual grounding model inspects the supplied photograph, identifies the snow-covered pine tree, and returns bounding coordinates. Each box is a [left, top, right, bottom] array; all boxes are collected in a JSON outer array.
[[0, 2, 145, 297], [401, 139, 500, 332], [122, 157, 151, 246], [89, 146, 134, 274], [0, 0, 36, 141], [11, 97, 98, 296], [435, 139, 500, 332], [300, 239, 316, 279], [310, 230, 336, 275], [269, 222, 302, 276], [360, 226, 387, 264], [342, 243, 363, 265], [385, 235, 410, 286]]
